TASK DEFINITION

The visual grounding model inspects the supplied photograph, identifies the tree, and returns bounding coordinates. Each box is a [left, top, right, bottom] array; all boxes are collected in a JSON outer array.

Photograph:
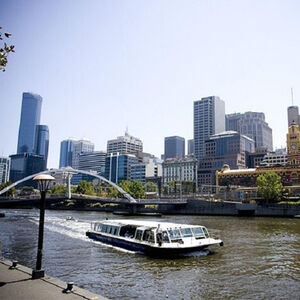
[[129, 181, 145, 199], [145, 182, 157, 193], [20, 186, 35, 196], [0, 26, 15, 72], [75, 180, 95, 195], [118, 180, 145, 199], [0, 181, 16, 197], [257, 172, 284, 203], [107, 186, 119, 198], [51, 184, 67, 195]]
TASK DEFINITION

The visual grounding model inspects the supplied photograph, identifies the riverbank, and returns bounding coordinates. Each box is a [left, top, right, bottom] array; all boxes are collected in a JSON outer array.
[[0, 258, 106, 300], [1, 197, 300, 217]]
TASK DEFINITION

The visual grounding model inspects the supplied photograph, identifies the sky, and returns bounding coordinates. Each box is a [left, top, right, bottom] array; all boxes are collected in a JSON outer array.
[[1, 0, 300, 168]]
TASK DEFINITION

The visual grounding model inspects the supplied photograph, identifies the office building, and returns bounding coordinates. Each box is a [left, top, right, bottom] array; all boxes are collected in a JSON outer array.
[[130, 158, 162, 184], [287, 106, 300, 127], [78, 151, 106, 174], [72, 139, 95, 168], [260, 153, 287, 166], [107, 132, 143, 155], [17, 92, 42, 154], [194, 96, 225, 162], [217, 123, 300, 188], [162, 156, 198, 184], [9, 153, 45, 187], [34, 125, 49, 169], [198, 131, 255, 185], [226, 112, 273, 151], [59, 138, 94, 169], [0, 157, 10, 184], [104, 153, 138, 183], [164, 136, 185, 159], [59, 139, 75, 168], [188, 139, 194, 155]]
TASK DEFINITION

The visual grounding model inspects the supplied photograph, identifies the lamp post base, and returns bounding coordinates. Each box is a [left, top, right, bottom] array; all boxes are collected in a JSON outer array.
[[32, 269, 45, 279]]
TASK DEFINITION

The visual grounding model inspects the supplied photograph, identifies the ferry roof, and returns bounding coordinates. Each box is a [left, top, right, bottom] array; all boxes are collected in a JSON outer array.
[[98, 219, 204, 230]]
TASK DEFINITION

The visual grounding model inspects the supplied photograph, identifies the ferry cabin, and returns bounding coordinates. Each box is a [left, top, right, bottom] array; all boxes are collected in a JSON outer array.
[[87, 220, 222, 255]]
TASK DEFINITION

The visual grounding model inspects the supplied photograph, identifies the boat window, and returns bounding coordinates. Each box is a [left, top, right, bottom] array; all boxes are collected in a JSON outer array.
[[119, 225, 137, 238], [180, 228, 193, 238], [113, 227, 118, 236], [168, 229, 181, 240], [148, 231, 155, 243], [135, 230, 143, 241], [101, 225, 108, 233], [202, 227, 210, 238], [191, 227, 205, 238], [142, 230, 151, 241], [162, 231, 170, 243]]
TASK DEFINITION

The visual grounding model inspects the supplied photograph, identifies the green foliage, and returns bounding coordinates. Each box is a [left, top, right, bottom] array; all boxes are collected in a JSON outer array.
[[257, 172, 284, 203], [75, 180, 95, 195], [119, 180, 145, 199], [129, 180, 145, 199], [51, 184, 67, 195], [19, 186, 34, 196], [145, 182, 157, 192], [107, 186, 119, 198], [278, 200, 300, 205], [0, 181, 16, 197], [0, 26, 15, 72]]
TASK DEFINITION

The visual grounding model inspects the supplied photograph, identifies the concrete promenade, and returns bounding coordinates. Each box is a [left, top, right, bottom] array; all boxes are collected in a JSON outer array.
[[0, 259, 107, 300]]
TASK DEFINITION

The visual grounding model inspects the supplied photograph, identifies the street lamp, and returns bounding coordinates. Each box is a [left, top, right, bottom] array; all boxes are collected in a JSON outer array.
[[32, 174, 55, 279]]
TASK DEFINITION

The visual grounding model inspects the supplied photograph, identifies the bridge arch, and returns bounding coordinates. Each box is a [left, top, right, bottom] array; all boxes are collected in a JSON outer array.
[[0, 167, 137, 203]]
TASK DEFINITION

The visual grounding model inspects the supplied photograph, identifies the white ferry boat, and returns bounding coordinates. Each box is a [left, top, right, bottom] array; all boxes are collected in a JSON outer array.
[[86, 219, 223, 256]]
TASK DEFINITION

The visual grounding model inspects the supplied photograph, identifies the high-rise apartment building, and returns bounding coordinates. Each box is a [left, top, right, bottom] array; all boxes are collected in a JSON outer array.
[[0, 157, 10, 184], [34, 125, 49, 169], [107, 132, 143, 155], [17, 92, 42, 154], [226, 112, 273, 151], [194, 96, 225, 162], [164, 136, 185, 159], [59, 138, 94, 169], [188, 139, 194, 155]]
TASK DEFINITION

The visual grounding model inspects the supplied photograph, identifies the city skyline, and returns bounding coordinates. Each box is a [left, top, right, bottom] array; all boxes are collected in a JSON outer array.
[[1, 1, 300, 168]]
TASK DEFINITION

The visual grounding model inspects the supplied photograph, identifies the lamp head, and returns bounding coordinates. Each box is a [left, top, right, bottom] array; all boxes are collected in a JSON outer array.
[[33, 174, 55, 192]]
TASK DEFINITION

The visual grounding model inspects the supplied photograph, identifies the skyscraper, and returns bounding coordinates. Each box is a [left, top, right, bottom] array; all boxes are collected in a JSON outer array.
[[107, 132, 143, 155], [59, 139, 75, 168], [194, 96, 225, 162], [17, 92, 42, 154], [226, 112, 273, 151], [164, 136, 185, 159], [188, 139, 195, 155], [59, 138, 94, 169], [34, 125, 49, 169]]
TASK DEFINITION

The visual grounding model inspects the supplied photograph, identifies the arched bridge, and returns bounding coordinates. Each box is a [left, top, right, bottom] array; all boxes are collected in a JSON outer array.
[[0, 167, 137, 203]]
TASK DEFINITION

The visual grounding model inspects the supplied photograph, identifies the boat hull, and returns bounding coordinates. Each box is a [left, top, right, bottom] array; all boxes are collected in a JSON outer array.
[[86, 231, 214, 256]]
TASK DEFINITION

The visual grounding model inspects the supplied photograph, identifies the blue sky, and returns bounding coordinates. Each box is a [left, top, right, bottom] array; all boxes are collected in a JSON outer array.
[[1, 0, 300, 168]]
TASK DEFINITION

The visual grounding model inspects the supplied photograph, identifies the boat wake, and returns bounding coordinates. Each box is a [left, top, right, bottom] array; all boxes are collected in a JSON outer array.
[[29, 216, 137, 254]]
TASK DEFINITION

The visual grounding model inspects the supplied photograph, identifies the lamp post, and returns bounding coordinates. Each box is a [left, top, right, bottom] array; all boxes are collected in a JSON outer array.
[[32, 174, 55, 279]]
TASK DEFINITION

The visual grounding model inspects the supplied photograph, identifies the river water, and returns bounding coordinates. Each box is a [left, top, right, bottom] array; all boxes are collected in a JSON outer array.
[[0, 209, 299, 299]]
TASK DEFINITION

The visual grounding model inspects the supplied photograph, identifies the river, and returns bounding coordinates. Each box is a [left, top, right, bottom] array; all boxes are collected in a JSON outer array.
[[0, 209, 299, 299]]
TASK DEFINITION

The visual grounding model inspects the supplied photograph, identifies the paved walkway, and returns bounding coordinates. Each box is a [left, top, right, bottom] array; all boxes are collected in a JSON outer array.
[[0, 259, 107, 300]]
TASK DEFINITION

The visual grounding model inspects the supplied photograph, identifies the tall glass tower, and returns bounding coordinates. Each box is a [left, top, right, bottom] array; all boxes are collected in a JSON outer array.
[[194, 96, 225, 162], [17, 92, 42, 154], [34, 125, 49, 169]]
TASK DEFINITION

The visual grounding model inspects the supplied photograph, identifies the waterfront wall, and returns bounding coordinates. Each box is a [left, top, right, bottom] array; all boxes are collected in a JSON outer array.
[[0, 196, 299, 217]]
